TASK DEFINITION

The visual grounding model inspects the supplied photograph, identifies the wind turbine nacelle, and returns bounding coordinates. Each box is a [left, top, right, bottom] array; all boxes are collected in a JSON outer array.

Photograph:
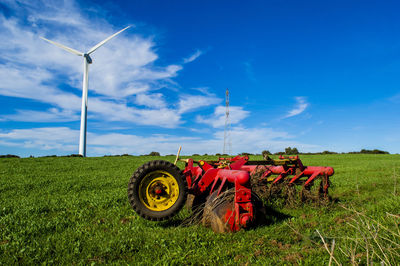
[[84, 54, 93, 64]]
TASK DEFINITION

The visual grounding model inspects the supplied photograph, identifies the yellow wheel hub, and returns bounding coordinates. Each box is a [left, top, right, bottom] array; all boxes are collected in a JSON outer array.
[[138, 170, 180, 211]]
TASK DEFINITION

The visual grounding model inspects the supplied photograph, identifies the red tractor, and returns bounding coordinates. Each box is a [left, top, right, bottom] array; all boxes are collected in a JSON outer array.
[[128, 149, 334, 233]]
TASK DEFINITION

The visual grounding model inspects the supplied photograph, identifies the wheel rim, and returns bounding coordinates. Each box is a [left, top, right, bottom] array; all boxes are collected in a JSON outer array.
[[138, 170, 180, 211]]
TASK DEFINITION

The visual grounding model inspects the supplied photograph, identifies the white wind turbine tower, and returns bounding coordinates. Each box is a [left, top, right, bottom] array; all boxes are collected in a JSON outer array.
[[41, 26, 131, 157]]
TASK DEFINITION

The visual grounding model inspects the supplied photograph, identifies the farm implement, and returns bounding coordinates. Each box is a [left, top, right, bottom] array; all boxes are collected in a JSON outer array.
[[128, 150, 334, 233]]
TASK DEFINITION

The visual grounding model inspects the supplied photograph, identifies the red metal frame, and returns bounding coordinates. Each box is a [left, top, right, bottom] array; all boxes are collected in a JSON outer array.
[[182, 155, 334, 232]]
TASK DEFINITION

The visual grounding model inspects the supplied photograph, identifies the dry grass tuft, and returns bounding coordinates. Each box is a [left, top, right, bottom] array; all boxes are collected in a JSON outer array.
[[250, 167, 332, 207], [318, 206, 400, 265]]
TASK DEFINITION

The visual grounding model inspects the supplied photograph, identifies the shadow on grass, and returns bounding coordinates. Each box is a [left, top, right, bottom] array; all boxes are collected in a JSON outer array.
[[157, 204, 292, 230], [249, 204, 292, 231], [263, 205, 292, 225], [158, 218, 186, 228]]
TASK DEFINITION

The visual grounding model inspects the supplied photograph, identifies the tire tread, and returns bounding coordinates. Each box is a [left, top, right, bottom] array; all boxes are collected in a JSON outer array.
[[127, 160, 187, 221]]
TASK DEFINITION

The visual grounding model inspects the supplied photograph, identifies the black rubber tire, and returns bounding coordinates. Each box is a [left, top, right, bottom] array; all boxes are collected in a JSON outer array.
[[127, 160, 188, 221]]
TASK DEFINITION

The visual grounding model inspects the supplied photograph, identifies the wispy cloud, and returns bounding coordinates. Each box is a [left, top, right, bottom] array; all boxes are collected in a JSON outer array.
[[0, 126, 319, 156], [177, 94, 221, 114], [0, 0, 192, 126], [134, 93, 167, 108], [388, 93, 400, 103], [183, 50, 202, 63], [196, 105, 250, 128], [1, 108, 79, 122], [191, 87, 214, 96], [244, 61, 256, 82], [0, 127, 78, 151], [283, 97, 309, 118]]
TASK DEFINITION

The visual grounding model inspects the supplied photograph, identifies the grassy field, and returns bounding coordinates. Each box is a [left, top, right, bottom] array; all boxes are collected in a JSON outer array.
[[0, 154, 399, 265]]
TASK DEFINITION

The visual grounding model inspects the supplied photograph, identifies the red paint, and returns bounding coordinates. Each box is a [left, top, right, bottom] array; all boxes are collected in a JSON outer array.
[[182, 155, 334, 232]]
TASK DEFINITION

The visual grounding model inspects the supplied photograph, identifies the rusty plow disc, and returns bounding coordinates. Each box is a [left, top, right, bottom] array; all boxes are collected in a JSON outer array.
[[201, 190, 235, 233]]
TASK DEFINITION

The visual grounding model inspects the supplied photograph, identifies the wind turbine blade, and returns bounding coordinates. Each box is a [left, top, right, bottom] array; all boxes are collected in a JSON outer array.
[[40, 37, 83, 56], [87, 26, 131, 55]]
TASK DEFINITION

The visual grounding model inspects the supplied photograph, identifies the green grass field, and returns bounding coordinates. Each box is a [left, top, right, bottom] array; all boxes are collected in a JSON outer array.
[[1, 154, 399, 265]]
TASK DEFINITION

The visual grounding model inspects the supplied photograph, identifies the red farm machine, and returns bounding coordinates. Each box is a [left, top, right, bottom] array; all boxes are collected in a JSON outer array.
[[128, 148, 334, 233]]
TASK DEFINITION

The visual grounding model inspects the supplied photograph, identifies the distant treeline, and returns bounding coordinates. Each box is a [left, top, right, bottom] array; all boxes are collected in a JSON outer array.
[[221, 147, 390, 156], [256, 147, 390, 156], [0, 148, 391, 159], [0, 154, 20, 158], [347, 149, 389, 154]]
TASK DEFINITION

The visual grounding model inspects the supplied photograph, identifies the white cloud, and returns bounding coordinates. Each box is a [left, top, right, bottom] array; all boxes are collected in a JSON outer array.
[[135, 93, 166, 108], [0, 64, 81, 110], [1, 108, 79, 122], [183, 50, 202, 63], [218, 126, 318, 154], [0, 127, 78, 151], [284, 97, 308, 118], [191, 87, 214, 96], [0, 0, 188, 126], [196, 105, 250, 128], [177, 94, 221, 114], [0, 126, 319, 156], [88, 98, 181, 128]]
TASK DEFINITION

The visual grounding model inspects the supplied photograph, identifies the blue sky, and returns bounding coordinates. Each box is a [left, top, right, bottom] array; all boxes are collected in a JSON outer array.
[[0, 0, 400, 156]]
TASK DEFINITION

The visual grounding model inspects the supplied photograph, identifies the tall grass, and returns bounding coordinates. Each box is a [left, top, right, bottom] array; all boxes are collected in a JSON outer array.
[[318, 205, 400, 265]]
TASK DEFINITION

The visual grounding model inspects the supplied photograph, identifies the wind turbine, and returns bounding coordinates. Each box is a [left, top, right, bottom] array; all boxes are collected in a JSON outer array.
[[41, 26, 131, 157]]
